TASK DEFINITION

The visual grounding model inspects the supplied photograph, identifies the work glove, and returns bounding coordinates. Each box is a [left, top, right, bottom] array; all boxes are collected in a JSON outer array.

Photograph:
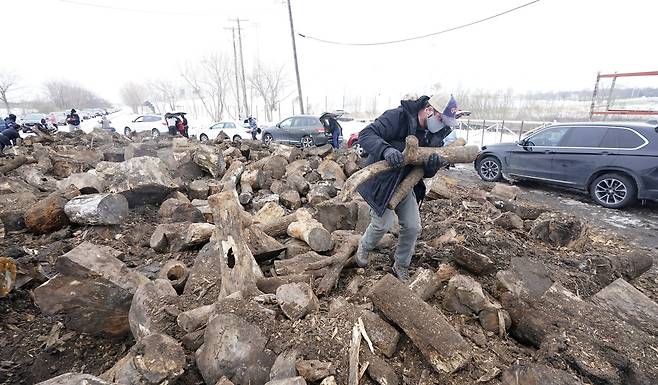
[[424, 153, 445, 178], [383, 147, 404, 168]]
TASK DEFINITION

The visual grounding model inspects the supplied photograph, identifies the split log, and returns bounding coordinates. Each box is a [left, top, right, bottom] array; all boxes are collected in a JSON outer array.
[[128, 279, 178, 341], [276, 282, 319, 320], [101, 333, 185, 385], [34, 242, 149, 336], [348, 322, 362, 385], [239, 169, 264, 205], [183, 238, 222, 298], [64, 193, 129, 225], [177, 304, 216, 333], [0, 257, 16, 297], [363, 350, 399, 385], [368, 274, 471, 373], [408, 267, 441, 301], [150, 222, 215, 253], [25, 187, 80, 234], [270, 349, 300, 381], [452, 245, 496, 275], [245, 225, 286, 262], [0, 155, 36, 175], [360, 309, 400, 358], [256, 274, 313, 294], [257, 211, 299, 237], [287, 217, 333, 252], [592, 278, 658, 337], [208, 191, 264, 298], [341, 136, 479, 201]]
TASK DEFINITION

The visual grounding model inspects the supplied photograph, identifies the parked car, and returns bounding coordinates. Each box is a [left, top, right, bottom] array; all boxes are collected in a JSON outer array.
[[347, 132, 367, 156], [189, 121, 250, 142], [474, 121, 658, 208], [123, 114, 167, 137], [20, 113, 47, 127], [261, 113, 342, 148]]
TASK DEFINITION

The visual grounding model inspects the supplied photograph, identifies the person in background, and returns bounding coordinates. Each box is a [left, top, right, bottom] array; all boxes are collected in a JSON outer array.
[[329, 115, 342, 148], [353, 94, 460, 281], [101, 115, 114, 132], [165, 113, 178, 136], [248, 116, 258, 140], [48, 113, 58, 127], [0, 114, 21, 152], [180, 113, 189, 138], [66, 109, 81, 131]]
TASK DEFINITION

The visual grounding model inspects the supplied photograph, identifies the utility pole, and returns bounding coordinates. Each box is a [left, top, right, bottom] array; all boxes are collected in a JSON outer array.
[[286, 0, 304, 114], [235, 19, 250, 117], [226, 27, 242, 118]]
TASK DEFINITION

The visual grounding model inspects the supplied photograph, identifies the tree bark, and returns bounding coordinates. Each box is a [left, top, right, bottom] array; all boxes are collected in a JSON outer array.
[[341, 136, 478, 201], [287, 217, 333, 252]]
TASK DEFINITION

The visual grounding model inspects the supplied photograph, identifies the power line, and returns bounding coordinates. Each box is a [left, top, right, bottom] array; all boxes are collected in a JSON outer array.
[[297, 0, 541, 46]]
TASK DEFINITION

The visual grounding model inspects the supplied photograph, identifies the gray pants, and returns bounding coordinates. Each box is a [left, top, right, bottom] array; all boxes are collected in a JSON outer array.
[[358, 190, 421, 268]]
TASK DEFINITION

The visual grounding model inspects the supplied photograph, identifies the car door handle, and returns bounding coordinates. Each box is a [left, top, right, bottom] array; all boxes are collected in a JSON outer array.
[[543, 150, 552, 154], [600, 151, 610, 155]]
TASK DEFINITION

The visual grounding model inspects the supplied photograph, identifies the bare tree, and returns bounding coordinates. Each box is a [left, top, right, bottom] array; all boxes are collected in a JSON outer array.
[[249, 61, 288, 121], [120, 82, 148, 113], [0, 70, 18, 113], [180, 53, 231, 122], [148, 79, 179, 112], [44, 79, 109, 109]]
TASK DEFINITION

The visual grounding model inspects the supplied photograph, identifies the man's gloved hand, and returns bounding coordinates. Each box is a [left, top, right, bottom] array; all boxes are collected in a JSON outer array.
[[383, 147, 404, 168], [424, 153, 445, 177]]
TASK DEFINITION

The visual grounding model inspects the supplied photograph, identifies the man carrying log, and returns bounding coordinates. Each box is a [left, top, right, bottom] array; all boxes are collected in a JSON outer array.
[[354, 94, 461, 281]]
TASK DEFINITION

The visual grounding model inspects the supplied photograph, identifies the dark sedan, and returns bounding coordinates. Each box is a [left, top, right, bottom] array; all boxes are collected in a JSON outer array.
[[474, 121, 658, 208], [261, 113, 342, 148]]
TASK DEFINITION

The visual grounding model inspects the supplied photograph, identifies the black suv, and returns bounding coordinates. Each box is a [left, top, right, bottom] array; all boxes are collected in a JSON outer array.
[[475, 121, 658, 208]]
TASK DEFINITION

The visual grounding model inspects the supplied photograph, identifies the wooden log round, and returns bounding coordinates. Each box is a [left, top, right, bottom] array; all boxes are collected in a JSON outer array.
[[287, 218, 333, 252], [157, 260, 189, 293]]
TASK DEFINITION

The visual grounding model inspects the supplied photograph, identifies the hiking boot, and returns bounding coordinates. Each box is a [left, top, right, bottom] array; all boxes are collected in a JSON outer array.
[[355, 247, 369, 268], [392, 263, 410, 282]]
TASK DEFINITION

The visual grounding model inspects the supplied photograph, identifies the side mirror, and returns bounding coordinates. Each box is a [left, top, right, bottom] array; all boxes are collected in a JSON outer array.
[[276, 123, 281, 128]]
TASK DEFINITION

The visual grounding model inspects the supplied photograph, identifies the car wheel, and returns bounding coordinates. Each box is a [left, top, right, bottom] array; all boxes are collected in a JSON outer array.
[[151, 129, 160, 138], [477, 156, 503, 182], [124, 127, 131, 137], [263, 133, 273, 146], [232, 135, 242, 143], [199, 134, 209, 142], [301, 135, 314, 148], [590, 173, 637, 209]]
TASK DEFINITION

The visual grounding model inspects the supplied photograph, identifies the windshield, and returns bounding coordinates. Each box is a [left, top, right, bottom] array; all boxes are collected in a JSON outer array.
[[25, 114, 43, 120]]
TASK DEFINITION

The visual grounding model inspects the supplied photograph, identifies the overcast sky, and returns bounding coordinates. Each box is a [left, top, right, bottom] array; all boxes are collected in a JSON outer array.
[[5, 0, 658, 106]]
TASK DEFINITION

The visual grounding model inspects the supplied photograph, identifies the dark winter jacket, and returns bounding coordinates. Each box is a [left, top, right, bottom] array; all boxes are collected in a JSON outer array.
[[357, 97, 447, 216], [0, 126, 20, 147], [67, 113, 80, 126]]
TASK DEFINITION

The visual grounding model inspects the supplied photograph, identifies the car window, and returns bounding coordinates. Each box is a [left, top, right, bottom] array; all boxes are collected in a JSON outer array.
[[560, 126, 608, 147], [525, 126, 570, 147], [307, 117, 321, 126], [279, 118, 293, 129], [225, 122, 236, 128], [600, 127, 646, 149], [134, 116, 144, 123], [210, 123, 222, 129]]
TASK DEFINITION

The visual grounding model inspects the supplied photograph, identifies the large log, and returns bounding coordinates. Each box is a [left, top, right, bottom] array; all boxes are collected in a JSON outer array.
[[208, 191, 264, 298], [0, 155, 36, 175], [220, 160, 245, 195], [256, 274, 313, 294], [128, 279, 178, 341], [591, 278, 658, 337], [452, 245, 496, 275], [341, 136, 479, 201], [25, 187, 80, 234], [368, 274, 471, 373], [287, 217, 333, 252], [33, 242, 149, 336], [101, 333, 186, 385], [274, 251, 332, 276], [150, 222, 215, 253], [64, 193, 129, 225], [239, 169, 264, 205]]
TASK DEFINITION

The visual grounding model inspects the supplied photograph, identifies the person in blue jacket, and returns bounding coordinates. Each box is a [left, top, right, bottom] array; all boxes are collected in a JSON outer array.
[[354, 94, 461, 281], [0, 114, 21, 152]]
